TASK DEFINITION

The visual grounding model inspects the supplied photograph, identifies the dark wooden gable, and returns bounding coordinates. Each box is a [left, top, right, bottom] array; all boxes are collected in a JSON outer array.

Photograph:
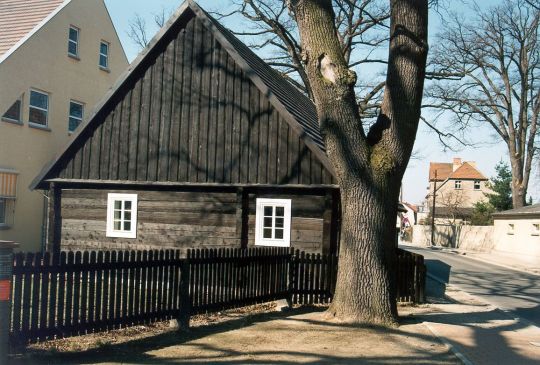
[[32, 3, 335, 189]]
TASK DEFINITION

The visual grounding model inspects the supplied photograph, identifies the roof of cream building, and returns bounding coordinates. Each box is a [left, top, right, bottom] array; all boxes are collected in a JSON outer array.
[[429, 161, 487, 181], [493, 203, 540, 218], [0, 0, 67, 59]]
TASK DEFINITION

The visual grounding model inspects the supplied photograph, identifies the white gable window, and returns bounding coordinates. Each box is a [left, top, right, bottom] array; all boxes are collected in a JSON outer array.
[[29, 90, 49, 127], [68, 26, 79, 57], [106, 193, 138, 238], [255, 198, 291, 247], [454, 180, 462, 189], [99, 41, 109, 69]]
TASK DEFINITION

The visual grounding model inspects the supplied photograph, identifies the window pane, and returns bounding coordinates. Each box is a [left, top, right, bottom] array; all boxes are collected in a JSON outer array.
[[263, 228, 272, 239], [29, 107, 47, 125], [70, 102, 83, 118], [114, 200, 121, 210], [125, 201, 132, 210], [124, 211, 131, 221], [114, 221, 121, 230], [69, 27, 78, 41], [263, 217, 272, 228], [3, 100, 21, 121], [275, 217, 284, 228], [68, 41, 77, 55], [114, 210, 121, 220], [275, 229, 284, 239], [0, 199, 5, 224], [275, 206, 284, 217], [69, 117, 81, 132], [100, 42, 108, 54], [264, 206, 272, 216], [30, 91, 48, 109], [124, 221, 131, 231], [99, 54, 108, 68]]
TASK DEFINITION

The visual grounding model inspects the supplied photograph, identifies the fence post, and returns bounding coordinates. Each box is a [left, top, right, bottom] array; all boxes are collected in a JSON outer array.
[[177, 259, 191, 331], [0, 241, 18, 363], [287, 249, 296, 308]]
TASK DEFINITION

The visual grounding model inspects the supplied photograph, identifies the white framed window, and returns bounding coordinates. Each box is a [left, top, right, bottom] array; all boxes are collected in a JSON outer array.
[[2, 96, 23, 124], [507, 223, 515, 235], [474, 180, 481, 190], [106, 193, 138, 238], [532, 223, 540, 236], [99, 41, 109, 69], [68, 26, 79, 57], [29, 89, 49, 127], [68, 101, 84, 132], [255, 198, 291, 247], [454, 180, 462, 189]]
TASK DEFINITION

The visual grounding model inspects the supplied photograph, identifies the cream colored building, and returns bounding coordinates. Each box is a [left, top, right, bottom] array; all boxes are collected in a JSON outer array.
[[492, 204, 540, 263], [425, 158, 491, 222], [0, 0, 128, 251]]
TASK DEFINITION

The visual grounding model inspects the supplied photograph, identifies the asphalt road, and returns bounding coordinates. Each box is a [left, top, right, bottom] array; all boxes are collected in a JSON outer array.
[[404, 246, 540, 327]]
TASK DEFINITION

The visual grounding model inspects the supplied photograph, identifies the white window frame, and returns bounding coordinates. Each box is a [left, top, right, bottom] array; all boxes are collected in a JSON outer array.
[[255, 198, 291, 247], [474, 180, 481, 190], [532, 223, 540, 236], [454, 180, 462, 189], [68, 100, 84, 133], [68, 25, 79, 57], [0, 198, 6, 226], [106, 193, 138, 238], [28, 89, 49, 127], [507, 223, 515, 235], [99, 40, 109, 69]]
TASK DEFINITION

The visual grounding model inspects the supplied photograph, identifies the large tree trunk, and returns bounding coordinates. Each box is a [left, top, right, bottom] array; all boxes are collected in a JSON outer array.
[[291, 0, 428, 325], [509, 155, 527, 208]]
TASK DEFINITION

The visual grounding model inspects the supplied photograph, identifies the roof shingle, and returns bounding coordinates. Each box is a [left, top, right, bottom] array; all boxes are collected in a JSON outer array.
[[0, 0, 66, 59]]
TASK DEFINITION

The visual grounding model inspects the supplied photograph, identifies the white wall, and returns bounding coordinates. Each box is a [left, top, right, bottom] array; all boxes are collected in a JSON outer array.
[[493, 218, 540, 261], [411, 225, 494, 252]]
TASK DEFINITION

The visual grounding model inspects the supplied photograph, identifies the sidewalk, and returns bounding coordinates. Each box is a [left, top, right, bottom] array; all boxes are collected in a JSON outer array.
[[409, 277, 540, 365]]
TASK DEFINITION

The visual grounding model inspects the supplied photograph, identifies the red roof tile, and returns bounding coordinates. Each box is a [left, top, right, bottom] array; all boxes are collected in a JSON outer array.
[[0, 0, 66, 58], [429, 160, 487, 181], [429, 162, 453, 181], [448, 162, 487, 180]]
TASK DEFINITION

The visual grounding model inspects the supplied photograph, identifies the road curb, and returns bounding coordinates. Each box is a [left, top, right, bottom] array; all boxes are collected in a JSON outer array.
[[422, 321, 475, 365]]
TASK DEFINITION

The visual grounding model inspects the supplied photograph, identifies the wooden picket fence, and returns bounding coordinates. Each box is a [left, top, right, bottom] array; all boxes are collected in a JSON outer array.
[[9, 247, 425, 346]]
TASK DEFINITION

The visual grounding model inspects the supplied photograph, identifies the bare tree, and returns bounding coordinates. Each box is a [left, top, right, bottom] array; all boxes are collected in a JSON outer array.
[[426, 0, 540, 208], [288, 0, 428, 324], [214, 0, 390, 120], [127, 7, 174, 50]]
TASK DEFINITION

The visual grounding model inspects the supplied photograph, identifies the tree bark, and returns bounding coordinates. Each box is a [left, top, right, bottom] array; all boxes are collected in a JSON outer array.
[[290, 0, 428, 325]]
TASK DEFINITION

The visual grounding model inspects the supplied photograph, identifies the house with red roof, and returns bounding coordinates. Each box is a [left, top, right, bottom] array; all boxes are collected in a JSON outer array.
[[424, 158, 490, 222], [0, 0, 128, 251]]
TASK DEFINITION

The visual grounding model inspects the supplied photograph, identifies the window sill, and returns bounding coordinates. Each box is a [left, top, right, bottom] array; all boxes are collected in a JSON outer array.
[[28, 122, 51, 132], [1, 117, 23, 126], [0, 225, 11, 230], [532, 233, 539, 236], [99, 66, 110, 73], [68, 53, 80, 61]]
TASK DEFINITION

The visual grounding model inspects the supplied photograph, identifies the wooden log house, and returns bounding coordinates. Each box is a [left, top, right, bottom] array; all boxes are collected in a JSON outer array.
[[31, 0, 340, 255]]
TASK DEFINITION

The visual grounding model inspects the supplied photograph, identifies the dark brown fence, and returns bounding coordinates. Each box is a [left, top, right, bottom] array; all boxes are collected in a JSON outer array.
[[9, 247, 425, 346], [10, 250, 182, 346]]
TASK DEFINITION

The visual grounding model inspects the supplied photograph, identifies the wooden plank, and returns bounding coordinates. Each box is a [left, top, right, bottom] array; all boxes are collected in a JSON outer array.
[[89, 123, 102, 180], [133, 251, 142, 322], [80, 251, 89, 334], [215, 43, 228, 183], [11, 253, 24, 343], [94, 251, 103, 329], [148, 54, 164, 182], [99, 113, 113, 180], [178, 21, 194, 182], [109, 101, 123, 180], [72, 252, 82, 336], [39, 252, 50, 339], [128, 79, 143, 181], [108, 251, 117, 330], [206, 37, 220, 183], [168, 31, 184, 182], [57, 252, 67, 337], [248, 80, 260, 183], [30, 253, 41, 338], [118, 90, 133, 180], [257, 98, 270, 183], [140, 251, 148, 318], [128, 251, 136, 321], [47, 183, 62, 254], [158, 40, 175, 181], [101, 251, 110, 332], [187, 19, 203, 182], [122, 251, 130, 324], [137, 63, 153, 181]]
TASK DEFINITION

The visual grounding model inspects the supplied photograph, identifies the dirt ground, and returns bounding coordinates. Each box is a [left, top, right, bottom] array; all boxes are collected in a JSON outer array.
[[9, 302, 460, 365]]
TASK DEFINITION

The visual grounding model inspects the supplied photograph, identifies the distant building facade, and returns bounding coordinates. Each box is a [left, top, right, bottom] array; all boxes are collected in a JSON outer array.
[[0, 0, 128, 251], [425, 158, 490, 223]]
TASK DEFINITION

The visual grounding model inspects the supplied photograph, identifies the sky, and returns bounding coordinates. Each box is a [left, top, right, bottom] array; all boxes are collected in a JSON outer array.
[[104, 0, 539, 205]]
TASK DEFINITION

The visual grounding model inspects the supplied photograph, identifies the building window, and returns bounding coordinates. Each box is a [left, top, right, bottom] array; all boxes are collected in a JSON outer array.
[[532, 223, 540, 236], [29, 90, 49, 127], [454, 180, 462, 189], [68, 26, 79, 57], [474, 180, 481, 190], [106, 193, 138, 238], [68, 101, 84, 132], [99, 41, 109, 69], [0, 199, 6, 225], [255, 198, 291, 247], [2, 96, 22, 123], [507, 223, 515, 235]]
